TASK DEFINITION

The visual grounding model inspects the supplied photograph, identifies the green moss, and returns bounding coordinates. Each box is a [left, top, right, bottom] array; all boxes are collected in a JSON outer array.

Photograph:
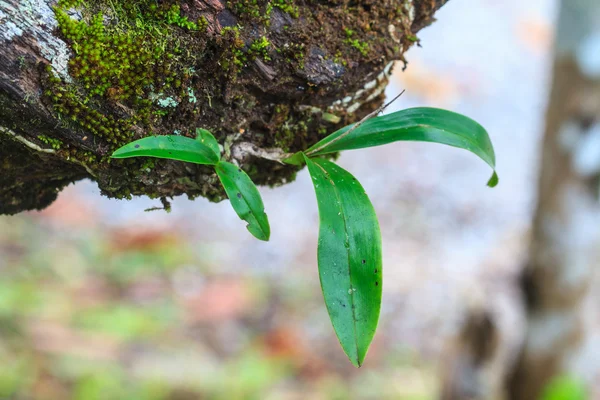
[[54, 3, 178, 101], [228, 0, 265, 21], [44, 0, 217, 152], [229, 0, 298, 24], [219, 26, 247, 72], [140, 158, 156, 172], [57, 0, 84, 8], [274, 119, 307, 151], [270, 0, 298, 18], [37, 135, 63, 150], [344, 28, 369, 57], [44, 66, 138, 145], [164, 4, 204, 30], [249, 36, 272, 61], [278, 42, 305, 69]]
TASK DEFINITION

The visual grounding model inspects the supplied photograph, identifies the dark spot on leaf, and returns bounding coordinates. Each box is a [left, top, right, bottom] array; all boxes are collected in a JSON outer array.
[[342, 303, 346, 308], [238, 168, 242, 172], [168, 152, 172, 154], [362, 259, 366, 264], [375, 281, 379, 286], [374, 268, 378, 274], [236, 193, 242, 198], [134, 144, 140, 148]]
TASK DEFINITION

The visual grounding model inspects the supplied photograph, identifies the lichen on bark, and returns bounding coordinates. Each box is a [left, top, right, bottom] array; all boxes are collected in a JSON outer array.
[[0, 0, 448, 214]]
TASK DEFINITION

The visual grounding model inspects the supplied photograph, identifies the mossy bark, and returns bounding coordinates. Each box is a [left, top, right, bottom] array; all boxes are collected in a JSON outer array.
[[0, 0, 447, 215]]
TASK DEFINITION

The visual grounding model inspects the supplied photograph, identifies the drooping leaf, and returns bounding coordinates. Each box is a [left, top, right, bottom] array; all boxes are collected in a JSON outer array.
[[304, 154, 382, 367], [285, 107, 498, 187], [195, 128, 221, 160], [215, 161, 270, 241], [111, 135, 219, 165]]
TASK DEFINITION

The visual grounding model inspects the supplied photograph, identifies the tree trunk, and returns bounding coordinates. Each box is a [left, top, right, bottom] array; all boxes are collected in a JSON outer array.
[[0, 0, 447, 214], [508, 0, 600, 398], [439, 310, 501, 400]]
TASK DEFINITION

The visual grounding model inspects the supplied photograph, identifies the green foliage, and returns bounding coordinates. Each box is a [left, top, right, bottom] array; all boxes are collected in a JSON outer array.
[[270, 0, 299, 18], [111, 104, 497, 366], [344, 28, 369, 57], [249, 36, 272, 61], [48, 0, 212, 155], [229, 0, 299, 22], [195, 128, 221, 159], [37, 135, 63, 150], [112, 130, 269, 241], [542, 376, 587, 400], [164, 4, 203, 30], [285, 107, 498, 187], [229, 0, 263, 20], [216, 162, 271, 241], [111, 135, 220, 165], [54, 8, 159, 99], [304, 156, 382, 367]]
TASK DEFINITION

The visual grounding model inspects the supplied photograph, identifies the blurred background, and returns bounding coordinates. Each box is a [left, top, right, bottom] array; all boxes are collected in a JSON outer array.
[[2, 0, 594, 398]]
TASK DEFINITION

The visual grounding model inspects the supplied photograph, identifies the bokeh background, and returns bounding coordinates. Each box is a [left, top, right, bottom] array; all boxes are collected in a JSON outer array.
[[0, 0, 558, 398]]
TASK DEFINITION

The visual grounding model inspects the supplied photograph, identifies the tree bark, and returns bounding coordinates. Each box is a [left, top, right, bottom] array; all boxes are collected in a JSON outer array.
[[0, 0, 447, 214], [439, 310, 501, 400], [508, 0, 600, 398]]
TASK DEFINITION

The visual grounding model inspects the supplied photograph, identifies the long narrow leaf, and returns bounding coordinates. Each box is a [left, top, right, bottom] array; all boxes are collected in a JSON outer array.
[[304, 155, 382, 367], [112, 135, 219, 165], [215, 161, 270, 241], [286, 107, 498, 187]]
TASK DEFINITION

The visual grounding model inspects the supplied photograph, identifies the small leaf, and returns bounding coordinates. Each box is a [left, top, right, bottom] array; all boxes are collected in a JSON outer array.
[[111, 135, 219, 165], [215, 161, 270, 241], [304, 154, 382, 367], [195, 128, 221, 160], [285, 107, 498, 187]]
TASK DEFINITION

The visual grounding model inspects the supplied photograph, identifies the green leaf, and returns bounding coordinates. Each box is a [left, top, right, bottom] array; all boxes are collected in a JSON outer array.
[[215, 161, 270, 241], [304, 154, 382, 367], [542, 376, 587, 400], [111, 135, 220, 165], [286, 107, 498, 187], [195, 128, 221, 160]]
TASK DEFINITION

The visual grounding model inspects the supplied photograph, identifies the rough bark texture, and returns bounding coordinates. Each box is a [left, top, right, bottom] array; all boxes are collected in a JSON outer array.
[[0, 0, 447, 214], [508, 0, 600, 398]]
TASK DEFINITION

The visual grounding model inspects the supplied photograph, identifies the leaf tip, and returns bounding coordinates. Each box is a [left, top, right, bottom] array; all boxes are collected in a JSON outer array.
[[195, 128, 221, 161], [246, 224, 270, 241], [343, 348, 365, 368], [110, 149, 127, 158], [487, 171, 499, 188]]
